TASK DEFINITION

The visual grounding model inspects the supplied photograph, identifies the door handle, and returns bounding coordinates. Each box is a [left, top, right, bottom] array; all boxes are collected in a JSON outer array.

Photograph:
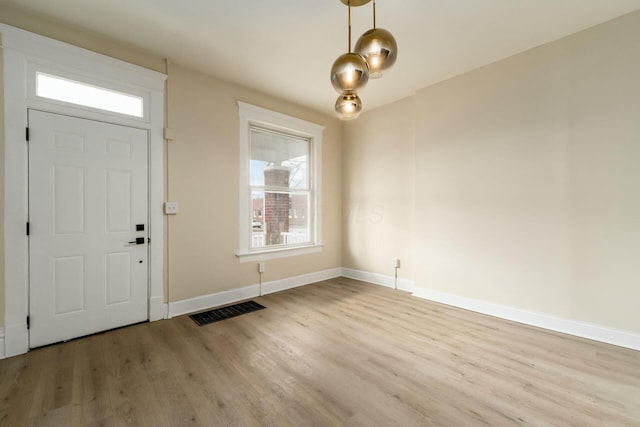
[[128, 237, 145, 245]]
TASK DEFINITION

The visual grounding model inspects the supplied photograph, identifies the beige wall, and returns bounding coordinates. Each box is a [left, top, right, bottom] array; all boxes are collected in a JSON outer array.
[[0, 6, 342, 329], [166, 62, 342, 301], [0, 32, 4, 326], [342, 98, 414, 281], [414, 10, 640, 332], [343, 11, 640, 333], [414, 41, 574, 316]]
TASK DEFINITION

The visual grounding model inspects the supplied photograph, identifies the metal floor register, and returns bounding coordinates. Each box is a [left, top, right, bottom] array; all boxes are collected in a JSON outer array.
[[190, 300, 266, 326]]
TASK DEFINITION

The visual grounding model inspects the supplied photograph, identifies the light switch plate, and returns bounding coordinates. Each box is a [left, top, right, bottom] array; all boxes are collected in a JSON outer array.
[[164, 201, 179, 215]]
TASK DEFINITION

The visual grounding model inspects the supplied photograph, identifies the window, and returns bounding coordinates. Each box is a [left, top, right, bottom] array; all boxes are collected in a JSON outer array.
[[36, 72, 144, 118], [238, 102, 324, 261]]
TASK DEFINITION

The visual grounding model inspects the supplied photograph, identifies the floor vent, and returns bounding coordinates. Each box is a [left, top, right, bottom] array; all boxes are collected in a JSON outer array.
[[190, 300, 266, 326]]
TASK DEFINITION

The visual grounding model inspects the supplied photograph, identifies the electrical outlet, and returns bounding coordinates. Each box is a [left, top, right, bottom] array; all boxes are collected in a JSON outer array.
[[258, 262, 266, 273], [392, 259, 401, 268], [164, 201, 179, 215]]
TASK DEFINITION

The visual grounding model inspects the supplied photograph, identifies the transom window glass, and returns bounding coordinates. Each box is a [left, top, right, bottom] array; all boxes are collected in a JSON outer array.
[[36, 72, 144, 118], [250, 127, 311, 249]]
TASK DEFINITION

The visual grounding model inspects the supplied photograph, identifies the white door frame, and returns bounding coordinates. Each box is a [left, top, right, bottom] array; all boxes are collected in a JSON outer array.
[[1, 24, 167, 357]]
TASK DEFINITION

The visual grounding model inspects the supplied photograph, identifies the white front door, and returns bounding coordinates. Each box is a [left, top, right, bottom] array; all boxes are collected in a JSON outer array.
[[28, 110, 149, 348]]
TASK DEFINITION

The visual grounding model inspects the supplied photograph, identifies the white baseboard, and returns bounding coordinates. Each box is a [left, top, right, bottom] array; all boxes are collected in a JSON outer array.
[[168, 268, 342, 318], [341, 267, 415, 292], [412, 287, 640, 352], [263, 267, 342, 295], [169, 284, 260, 318], [149, 296, 167, 321], [4, 322, 29, 358], [0, 328, 5, 359]]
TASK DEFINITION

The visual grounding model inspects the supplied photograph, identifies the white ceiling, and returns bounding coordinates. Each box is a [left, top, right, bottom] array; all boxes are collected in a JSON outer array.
[[2, 0, 639, 117]]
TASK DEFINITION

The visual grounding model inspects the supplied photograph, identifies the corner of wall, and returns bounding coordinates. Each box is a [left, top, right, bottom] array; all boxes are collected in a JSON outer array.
[[0, 28, 5, 330], [340, 97, 417, 280], [0, 327, 5, 359], [342, 267, 415, 293]]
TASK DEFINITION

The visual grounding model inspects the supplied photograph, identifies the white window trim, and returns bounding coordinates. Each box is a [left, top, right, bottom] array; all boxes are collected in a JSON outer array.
[[1, 24, 167, 358], [237, 102, 324, 262]]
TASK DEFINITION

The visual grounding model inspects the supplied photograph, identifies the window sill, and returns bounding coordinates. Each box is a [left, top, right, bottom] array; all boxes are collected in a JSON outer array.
[[236, 244, 323, 263]]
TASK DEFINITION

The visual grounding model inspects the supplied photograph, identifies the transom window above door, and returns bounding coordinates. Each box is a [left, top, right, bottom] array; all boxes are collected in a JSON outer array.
[[36, 72, 144, 118], [35, 72, 144, 118]]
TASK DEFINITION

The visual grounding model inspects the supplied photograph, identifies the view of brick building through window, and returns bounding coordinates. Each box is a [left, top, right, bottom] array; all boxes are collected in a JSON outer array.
[[253, 191, 308, 246], [264, 166, 289, 245], [250, 126, 311, 249], [239, 103, 321, 255]]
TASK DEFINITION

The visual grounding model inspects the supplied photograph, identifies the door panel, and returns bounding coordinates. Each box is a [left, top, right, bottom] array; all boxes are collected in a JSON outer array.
[[53, 164, 85, 234], [54, 255, 85, 314], [105, 252, 132, 305], [29, 110, 149, 348]]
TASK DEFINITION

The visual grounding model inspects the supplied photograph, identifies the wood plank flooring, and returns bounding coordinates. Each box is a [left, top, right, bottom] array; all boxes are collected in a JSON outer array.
[[1, 277, 639, 426]]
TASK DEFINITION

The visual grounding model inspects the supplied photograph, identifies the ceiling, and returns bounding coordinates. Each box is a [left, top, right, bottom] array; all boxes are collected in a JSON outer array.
[[2, 0, 639, 117]]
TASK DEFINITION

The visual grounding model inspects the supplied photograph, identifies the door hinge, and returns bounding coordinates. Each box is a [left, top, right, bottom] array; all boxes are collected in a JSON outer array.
[[26, 222, 30, 236], [27, 316, 30, 329], [26, 127, 30, 142]]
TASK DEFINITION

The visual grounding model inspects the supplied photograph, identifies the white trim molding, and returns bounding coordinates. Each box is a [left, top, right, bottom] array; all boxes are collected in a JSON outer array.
[[236, 101, 325, 261], [168, 268, 342, 318], [341, 267, 415, 293], [169, 285, 259, 319], [262, 268, 342, 295], [237, 244, 323, 263], [0, 328, 5, 359], [1, 23, 167, 357], [412, 286, 640, 352]]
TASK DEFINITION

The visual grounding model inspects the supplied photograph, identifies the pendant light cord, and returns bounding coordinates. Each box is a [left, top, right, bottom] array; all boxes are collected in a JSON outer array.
[[373, 0, 377, 29], [348, 1, 352, 52]]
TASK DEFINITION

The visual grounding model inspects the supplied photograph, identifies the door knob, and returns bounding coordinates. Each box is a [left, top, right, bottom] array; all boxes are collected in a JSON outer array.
[[128, 237, 145, 245]]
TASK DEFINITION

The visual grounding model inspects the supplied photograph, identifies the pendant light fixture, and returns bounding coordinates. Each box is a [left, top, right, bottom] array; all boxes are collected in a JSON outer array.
[[335, 91, 363, 121], [354, 0, 397, 79], [330, 53, 369, 94], [330, 0, 397, 120], [330, 0, 369, 120]]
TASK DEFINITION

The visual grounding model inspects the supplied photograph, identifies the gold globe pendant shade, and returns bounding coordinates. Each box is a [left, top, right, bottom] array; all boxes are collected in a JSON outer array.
[[354, 27, 397, 78], [335, 91, 362, 121], [330, 52, 370, 93], [331, 0, 395, 120], [339, 0, 371, 5]]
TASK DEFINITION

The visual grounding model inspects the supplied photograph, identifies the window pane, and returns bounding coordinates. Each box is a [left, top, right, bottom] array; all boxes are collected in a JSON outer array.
[[251, 191, 266, 248], [239, 102, 323, 257], [287, 192, 310, 243], [251, 190, 310, 248], [250, 127, 309, 189], [36, 73, 144, 118]]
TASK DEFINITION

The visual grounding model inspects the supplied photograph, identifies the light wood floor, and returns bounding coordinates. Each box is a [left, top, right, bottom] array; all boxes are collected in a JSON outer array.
[[1, 277, 639, 426]]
